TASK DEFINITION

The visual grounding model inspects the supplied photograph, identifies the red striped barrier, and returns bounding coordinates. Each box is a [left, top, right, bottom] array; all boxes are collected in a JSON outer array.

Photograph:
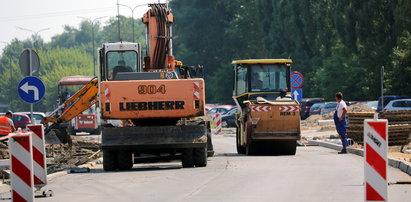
[[9, 132, 35, 202], [364, 119, 388, 202], [214, 113, 222, 135], [27, 125, 47, 188]]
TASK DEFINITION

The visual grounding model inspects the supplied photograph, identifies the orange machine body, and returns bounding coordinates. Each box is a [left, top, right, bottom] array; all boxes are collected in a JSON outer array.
[[100, 79, 205, 119]]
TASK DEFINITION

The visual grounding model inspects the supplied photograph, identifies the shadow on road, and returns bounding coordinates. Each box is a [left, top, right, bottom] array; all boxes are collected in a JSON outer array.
[[79, 163, 183, 174]]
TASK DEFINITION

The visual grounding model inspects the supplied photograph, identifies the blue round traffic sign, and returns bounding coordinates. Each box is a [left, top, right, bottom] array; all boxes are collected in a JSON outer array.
[[18, 76, 46, 103], [291, 71, 304, 89]]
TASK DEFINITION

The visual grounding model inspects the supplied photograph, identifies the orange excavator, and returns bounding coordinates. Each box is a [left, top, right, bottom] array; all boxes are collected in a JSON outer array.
[[43, 4, 213, 171]]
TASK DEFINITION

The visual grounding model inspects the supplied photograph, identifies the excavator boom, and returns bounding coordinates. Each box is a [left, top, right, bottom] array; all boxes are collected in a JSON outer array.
[[42, 78, 99, 144]]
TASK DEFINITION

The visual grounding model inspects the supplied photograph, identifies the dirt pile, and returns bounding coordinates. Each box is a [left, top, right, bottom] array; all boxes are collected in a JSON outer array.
[[0, 142, 9, 159]]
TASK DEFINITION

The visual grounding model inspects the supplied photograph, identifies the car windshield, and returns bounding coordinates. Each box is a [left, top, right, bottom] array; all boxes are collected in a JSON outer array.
[[250, 64, 289, 92], [30, 114, 44, 121], [325, 103, 337, 109], [11, 115, 24, 122], [226, 108, 238, 115], [312, 103, 325, 109]]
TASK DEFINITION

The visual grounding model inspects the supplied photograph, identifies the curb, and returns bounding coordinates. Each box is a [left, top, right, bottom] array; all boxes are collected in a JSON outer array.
[[47, 170, 69, 180], [308, 140, 411, 176]]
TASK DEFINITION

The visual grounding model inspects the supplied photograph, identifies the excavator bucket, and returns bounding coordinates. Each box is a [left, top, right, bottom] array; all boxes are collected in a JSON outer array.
[[45, 126, 72, 145]]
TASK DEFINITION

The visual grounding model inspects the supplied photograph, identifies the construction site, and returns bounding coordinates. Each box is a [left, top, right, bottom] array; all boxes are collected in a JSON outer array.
[[0, 1, 410, 202]]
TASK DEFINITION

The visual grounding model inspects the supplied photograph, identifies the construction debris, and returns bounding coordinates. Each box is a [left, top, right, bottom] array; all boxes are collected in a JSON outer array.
[[45, 136, 101, 173], [0, 136, 101, 175]]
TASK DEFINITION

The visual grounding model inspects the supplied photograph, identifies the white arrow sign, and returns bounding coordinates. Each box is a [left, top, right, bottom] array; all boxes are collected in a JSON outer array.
[[20, 82, 39, 100], [293, 90, 299, 100]]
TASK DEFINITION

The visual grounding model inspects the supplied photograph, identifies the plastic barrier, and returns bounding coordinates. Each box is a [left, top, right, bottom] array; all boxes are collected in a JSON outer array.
[[27, 125, 47, 189], [364, 119, 388, 202], [9, 131, 35, 202], [214, 113, 222, 135]]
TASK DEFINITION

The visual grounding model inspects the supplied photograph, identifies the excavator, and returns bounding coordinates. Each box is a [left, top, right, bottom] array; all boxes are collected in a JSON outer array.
[[42, 4, 213, 170]]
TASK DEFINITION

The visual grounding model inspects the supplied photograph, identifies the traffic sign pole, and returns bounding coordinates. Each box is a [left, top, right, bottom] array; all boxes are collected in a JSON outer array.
[[19, 49, 41, 123], [29, 49, 34, 123]]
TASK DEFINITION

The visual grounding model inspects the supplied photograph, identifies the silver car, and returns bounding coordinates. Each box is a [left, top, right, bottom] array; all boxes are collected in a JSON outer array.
[[383, 99, 411, 111]]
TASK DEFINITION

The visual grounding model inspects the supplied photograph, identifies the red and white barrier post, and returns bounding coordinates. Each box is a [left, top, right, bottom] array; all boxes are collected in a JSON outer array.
[[364, 119, 388, 202], [27, 125, 47, 189], [214, 113, 222, 135], [9, 132, 35, 202]]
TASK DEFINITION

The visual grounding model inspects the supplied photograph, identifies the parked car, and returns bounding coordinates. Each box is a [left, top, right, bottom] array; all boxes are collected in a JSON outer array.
[[383, 99, 411, 111], [0, 113, 32, 129], [17, 112, 46, 125], [377, 95, 411, 112], [221, 108, 238, 128], [300, 98, 325, 119], [309, 102, 325, 116], [320, 102, 338, 115], [206, 105, 235, 115], [364, 101, 378, 111]]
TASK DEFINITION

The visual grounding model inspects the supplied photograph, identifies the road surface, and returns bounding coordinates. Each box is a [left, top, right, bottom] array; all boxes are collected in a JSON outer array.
[[34, 132, 410, 202]]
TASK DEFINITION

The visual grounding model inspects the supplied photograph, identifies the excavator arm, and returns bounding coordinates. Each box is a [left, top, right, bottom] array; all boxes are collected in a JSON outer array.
[[42, 78, 99, 144]]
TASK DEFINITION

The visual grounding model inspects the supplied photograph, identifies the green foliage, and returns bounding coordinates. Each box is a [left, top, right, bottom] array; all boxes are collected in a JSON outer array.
[[171, 0, 411, 103]]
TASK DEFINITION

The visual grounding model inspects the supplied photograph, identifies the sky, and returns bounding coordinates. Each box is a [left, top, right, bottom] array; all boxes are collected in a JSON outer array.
[[0, 0, 167, 52]]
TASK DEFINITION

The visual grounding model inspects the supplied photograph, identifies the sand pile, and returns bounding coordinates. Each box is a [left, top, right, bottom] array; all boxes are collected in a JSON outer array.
[[347, 104, 374, 113], [302, 104, 374, 128]]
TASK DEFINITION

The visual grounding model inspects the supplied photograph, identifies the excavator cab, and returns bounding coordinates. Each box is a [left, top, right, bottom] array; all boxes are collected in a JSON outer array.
[[99, 43, 142, 81]]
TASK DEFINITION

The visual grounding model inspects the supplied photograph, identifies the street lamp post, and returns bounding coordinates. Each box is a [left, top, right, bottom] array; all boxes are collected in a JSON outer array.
[[78, 16, 107, 76], [16, 26, 49, 49], [118, 3, 148, 42]]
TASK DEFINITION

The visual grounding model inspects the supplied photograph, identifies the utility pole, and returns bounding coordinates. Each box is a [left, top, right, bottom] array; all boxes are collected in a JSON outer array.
[[118, 3, 147, 42], [117, 0, 121, 42], [381, 66, 384, 111], [78, 16, 107, 76]]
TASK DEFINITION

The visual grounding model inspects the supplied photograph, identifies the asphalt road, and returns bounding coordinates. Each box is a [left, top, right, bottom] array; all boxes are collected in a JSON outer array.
[[34, 132, 410, 202]]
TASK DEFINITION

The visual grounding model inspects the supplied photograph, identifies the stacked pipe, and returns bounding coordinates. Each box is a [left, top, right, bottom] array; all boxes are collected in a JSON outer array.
[[347, 110, 411, 146]]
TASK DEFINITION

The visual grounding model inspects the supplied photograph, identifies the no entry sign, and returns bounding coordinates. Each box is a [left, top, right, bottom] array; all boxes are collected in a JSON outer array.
[[291, 71, 304, 89], [364, 119, 388, 202]]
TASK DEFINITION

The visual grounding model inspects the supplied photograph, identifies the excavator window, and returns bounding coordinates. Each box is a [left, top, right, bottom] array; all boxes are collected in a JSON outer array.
[[236, 66, 248, 95], [106, 50, 139, 80]]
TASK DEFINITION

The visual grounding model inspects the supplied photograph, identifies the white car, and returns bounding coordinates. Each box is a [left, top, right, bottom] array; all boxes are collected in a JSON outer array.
[[383, 99, 411, 111]]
